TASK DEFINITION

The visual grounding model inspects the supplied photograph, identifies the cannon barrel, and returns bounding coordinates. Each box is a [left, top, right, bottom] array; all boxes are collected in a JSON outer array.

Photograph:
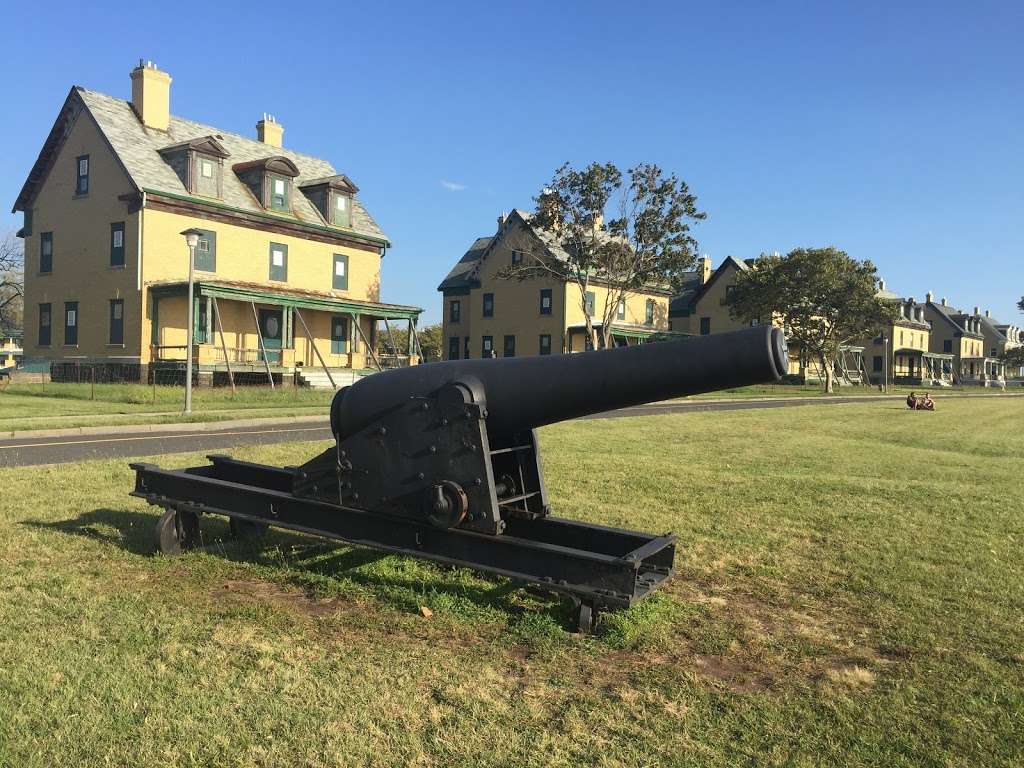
[[333, 325, 787, 438]]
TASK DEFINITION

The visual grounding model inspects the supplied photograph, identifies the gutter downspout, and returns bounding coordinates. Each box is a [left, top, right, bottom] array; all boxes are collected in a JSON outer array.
[[137, 190, 146, 292]]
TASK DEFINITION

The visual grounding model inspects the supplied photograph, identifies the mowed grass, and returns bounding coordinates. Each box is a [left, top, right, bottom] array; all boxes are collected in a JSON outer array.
[[0, 384, 334, 432], [0, 399, 1022, 766]]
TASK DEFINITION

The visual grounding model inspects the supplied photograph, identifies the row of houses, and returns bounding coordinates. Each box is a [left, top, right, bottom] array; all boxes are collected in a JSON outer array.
[[439, 228, 1021, 387], [11, 61, 1020, 388]]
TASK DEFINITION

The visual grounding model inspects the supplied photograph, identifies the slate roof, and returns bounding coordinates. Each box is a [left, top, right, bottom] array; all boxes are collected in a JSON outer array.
[[14, 87, 388, 245], [927, 301, 985, 338], [437, 209, 672, 294], [438, 236, 493, 290]]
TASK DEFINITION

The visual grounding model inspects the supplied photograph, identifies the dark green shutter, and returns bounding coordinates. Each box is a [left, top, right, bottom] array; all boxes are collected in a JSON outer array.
[[333, 254, 349, 290], [109, 300, 124, 345], [269, 243, 288, 281], [110, 222, 125, 267]]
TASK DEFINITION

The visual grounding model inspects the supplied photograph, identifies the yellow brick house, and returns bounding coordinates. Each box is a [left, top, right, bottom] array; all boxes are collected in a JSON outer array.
[[670, 256, 804, 377], [438, 210, 681, 359], [923, 294, 995, 385], [861, 295, 948, 385], [13, 61, 421, 385]]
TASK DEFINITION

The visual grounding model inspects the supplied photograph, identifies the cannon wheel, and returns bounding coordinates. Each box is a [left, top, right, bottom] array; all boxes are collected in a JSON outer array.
[[572, 599, 599, 634], [154, 507, 200, 555], [229, 517, 269, 540]]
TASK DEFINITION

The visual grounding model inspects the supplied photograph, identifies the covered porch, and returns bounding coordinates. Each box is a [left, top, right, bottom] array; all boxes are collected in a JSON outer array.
[[147, 281, 423, 386], [960, 356, 1004, 386], [921, 352, 955, 385], [566, 322, 690, 353]]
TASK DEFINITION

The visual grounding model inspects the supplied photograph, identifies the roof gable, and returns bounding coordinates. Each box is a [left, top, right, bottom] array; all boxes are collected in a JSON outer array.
[[685, 256, 748, 311], [13, 86, 388, 245]]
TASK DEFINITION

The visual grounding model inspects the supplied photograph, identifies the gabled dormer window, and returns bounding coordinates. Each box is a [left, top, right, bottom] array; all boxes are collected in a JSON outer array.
[[233, 157, 300, 213], [159, 137, 229, 199], [298, 174, 359, 228]]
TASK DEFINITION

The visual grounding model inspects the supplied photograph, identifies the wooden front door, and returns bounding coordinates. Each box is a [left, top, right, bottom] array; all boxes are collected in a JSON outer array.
[[258, 308, 283, 364]]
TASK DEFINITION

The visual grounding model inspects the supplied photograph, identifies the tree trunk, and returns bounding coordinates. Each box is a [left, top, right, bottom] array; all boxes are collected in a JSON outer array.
[[822, 354, 835, 393]]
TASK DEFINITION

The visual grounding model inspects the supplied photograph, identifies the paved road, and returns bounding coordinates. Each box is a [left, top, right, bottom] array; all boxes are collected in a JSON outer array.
[[0, 395, 902, 467]]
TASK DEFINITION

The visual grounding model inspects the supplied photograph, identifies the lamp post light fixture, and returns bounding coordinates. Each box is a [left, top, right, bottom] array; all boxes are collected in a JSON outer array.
[[180, 228, 204, 414]]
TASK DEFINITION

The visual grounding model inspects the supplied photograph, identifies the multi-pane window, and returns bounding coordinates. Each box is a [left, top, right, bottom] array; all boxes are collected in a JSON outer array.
[[195, 230, 216, 272], [482, 335, 493, 357], [64, 302, 78, 346], [110, 222, 125, 267], [75, 155, 89, 195], [617, 299, 626, 320], [109, 299, 124, 345], [333, 193, 351, 227], [645, 299, 655, 325], [503, 335, 516, 358], [38, 303, 51, 346], [463, 337, 470, 359], [699, 317, 711, 335], [269, 242, 288, 281], [40, 232, 53, 273], [333, 254, 349, 290], [200, 158, 214, 179], [584, 291, 596, 317], [511, 249, 523, 265], [539, 334, 551, 355], [539, 289, 552, 315], [269, 175, 289, 211], [482, 293, 494, 317], [448, 336, 460, 360], [449, 300, 461, 323], [331, 316, 349, 354]]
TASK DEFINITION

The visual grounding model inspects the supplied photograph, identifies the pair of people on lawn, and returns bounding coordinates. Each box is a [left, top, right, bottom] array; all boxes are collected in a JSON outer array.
[[906, 391, 935, 411]]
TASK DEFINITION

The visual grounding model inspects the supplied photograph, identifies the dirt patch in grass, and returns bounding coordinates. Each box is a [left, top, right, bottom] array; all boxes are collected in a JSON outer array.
[[210, 578, 346, 618]]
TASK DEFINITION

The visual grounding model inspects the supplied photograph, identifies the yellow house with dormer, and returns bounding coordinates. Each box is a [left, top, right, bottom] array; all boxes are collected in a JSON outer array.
[[13, 61, 421, 385], [438, 210, 681, 359]]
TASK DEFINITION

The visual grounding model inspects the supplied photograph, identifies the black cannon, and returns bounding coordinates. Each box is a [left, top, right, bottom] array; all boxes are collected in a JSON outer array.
[[131, 325, 787, 631]]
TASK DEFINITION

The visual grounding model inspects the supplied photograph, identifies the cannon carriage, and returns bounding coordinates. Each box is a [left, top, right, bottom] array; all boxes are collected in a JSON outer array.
[[131, 325, 787, 631]]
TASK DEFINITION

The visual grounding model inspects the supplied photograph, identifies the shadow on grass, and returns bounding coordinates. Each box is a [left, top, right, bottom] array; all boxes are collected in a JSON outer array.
[[27, 506, 576, 632]]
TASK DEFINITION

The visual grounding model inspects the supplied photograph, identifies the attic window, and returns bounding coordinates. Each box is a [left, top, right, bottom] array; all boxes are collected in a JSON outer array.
[[333, 192, 351, 227], [200, 159, 214, 178], [270, 175, 289, 211], [232, 156, 300, 213], [75, 155, 89, 195]]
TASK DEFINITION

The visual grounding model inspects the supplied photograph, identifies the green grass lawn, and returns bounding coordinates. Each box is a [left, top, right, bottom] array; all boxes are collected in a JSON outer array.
[[0, 383, 334, 432], [1, 399, 1022, 766], [1, 378, 1014, 433]]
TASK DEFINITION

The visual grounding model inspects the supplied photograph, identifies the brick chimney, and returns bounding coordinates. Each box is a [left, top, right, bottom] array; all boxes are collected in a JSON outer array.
[[698, 255, 712, 284], [257, 114, 284, 147], [130, 60, 171, 131]]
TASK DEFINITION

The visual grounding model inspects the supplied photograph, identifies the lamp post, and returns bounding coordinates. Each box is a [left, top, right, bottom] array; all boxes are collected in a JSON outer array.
[[180, 229, 204, 414]]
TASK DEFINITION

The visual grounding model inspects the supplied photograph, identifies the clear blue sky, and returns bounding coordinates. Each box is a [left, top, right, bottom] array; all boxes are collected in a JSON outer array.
[[1, 1, 1021, 325]]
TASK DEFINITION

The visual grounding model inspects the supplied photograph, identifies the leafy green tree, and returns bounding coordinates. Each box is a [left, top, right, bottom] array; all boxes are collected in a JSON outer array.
[[727, 247, 896, 393], [379, 322, 443, 362], [506, 162, 705, 350]]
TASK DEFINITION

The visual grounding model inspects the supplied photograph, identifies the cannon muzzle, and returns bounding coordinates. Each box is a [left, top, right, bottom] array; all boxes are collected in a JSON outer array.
[[332, 325, 787, 438]]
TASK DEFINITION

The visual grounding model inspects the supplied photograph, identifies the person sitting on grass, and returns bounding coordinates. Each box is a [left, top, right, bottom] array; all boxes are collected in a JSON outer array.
[[921, 392, 935, 411], [906, 391, 919, 409]]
